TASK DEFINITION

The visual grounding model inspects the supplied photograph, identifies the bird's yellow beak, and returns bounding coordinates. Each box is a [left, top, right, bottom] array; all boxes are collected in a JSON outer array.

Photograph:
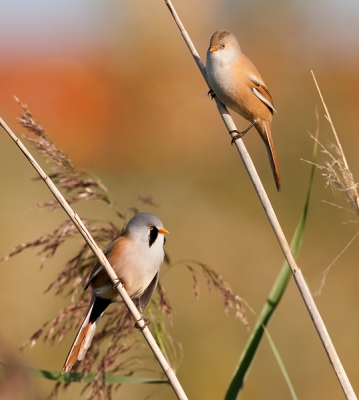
[[209, 46, 217, 52], [158, 228, 169, 234]]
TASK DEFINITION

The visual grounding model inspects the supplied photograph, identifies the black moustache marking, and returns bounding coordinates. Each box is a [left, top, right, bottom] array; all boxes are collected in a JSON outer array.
[[149, 226, 159, 247]]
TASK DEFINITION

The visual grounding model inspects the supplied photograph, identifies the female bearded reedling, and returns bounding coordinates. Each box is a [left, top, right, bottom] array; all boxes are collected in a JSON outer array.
[[206, 30, 281, 191], [62, 212, 169, 374]]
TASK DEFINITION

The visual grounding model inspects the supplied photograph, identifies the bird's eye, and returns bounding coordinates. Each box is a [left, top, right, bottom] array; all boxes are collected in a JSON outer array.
[[220, 44, 225, 48], [149, 226, 153, 230]]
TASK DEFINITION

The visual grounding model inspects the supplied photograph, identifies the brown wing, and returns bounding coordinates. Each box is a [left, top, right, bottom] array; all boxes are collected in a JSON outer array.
[[84, 235, 127, 291], [251, 79, 277, 113]]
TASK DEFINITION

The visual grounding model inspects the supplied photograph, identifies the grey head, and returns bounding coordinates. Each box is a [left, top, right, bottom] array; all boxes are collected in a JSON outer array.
[[127, 212, 164, 230], [126, 212, 168, 247]]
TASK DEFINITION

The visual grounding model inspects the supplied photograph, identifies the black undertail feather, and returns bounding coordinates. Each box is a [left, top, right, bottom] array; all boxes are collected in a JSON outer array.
[[89, 297, 112, 323]]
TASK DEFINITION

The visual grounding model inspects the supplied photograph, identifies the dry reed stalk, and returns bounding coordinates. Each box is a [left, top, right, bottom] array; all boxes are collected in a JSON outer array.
[[0, 116, 189, 400], [311, 72, 359, 215], [307, 71, 359, 295], [163, 1, 356, 398]]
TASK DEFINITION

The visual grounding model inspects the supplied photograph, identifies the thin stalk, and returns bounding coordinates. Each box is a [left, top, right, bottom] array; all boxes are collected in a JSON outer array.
[[226, 130, 318, 399], [0, 118, 188, 400], [163, 1, 356, 399], [311, 71, 359, 214], [264, 328, 298, 400]]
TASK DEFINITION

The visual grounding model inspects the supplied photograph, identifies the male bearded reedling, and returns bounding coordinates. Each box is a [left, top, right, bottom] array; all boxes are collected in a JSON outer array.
[[62, 212, 169, 374], [206, 30, 281, 191]]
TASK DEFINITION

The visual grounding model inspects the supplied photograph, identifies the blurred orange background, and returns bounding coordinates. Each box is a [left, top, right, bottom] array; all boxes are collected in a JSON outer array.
[[1, 0, 359, 399]]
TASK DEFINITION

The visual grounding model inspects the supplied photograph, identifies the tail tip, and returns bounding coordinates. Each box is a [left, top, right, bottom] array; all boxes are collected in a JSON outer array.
[[274, 174, 281, 192]]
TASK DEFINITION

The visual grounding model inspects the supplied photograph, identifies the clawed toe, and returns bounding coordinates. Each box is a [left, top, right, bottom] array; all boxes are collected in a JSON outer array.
[[230, 121, 257, 144], [113, 278, 124, 289], [134, 317, 151, 331], [230, 130, 245, 144]]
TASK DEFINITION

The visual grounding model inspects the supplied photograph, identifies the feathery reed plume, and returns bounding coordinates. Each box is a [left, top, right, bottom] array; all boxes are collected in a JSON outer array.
[[307, 73, 359, 296], [310, 73, 359, 214], [1, 101, 246, 398]]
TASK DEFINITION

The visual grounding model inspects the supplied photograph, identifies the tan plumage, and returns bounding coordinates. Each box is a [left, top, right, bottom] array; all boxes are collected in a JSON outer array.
[[62, 212, 168, 374], [206, 30, 281, 191]]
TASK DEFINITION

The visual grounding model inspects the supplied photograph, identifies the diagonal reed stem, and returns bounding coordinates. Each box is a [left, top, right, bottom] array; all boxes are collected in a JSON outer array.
[[0, 117, 188, 400], [226, 131, 318, 399], [163, 1, 356, 399]]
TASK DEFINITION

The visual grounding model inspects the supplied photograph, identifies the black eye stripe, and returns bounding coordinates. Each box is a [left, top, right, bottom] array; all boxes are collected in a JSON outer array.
[[149, 226, 158, 247]]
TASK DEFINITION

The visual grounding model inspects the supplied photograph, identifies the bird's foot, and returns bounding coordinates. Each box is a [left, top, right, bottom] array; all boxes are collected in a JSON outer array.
[[113, 278, 125, 289], [230, 130, 246, 144], [208, 89, 216, 99], [230, 121, 257, 144], [134, 316, 151, 331]]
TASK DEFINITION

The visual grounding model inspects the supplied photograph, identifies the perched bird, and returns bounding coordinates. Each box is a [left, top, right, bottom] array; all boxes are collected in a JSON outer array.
[[206, 30, 281, 191], [62, 212, 169, 374]]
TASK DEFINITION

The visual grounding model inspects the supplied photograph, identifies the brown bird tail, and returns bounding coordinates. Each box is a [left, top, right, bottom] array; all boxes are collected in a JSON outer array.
[[62, 295, 106, 374], [256, 121, 281, 191]]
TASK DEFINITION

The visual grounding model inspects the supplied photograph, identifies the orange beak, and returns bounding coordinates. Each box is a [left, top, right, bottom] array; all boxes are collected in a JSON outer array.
[[209, 46, 217, 52], [158, 228, 169, 234]]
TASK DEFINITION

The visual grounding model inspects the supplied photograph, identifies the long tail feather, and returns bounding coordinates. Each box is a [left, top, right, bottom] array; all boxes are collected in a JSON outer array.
[[256, 121, 281, 191], [62, 295, 105, 374]]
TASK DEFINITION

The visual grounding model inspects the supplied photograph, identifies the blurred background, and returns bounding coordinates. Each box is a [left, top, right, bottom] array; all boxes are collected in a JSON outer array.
[[1, 0, 359, 399]]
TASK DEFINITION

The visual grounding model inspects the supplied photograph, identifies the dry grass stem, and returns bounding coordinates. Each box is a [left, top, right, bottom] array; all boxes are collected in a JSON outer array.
[[0, 104, 188, 400], [310, 72, 359, 214], [303, 73, 359, 296], [163, 1, 356, 398], [320, 200, 356, 215], [315, 230, 359, 296], [305, 132, 359, 214], [1, 100, 244, 399]]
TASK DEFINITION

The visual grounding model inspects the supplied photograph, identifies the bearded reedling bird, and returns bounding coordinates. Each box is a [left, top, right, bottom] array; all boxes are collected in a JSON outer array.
[[206, 30, 281, 191], [62, 212, 169, 374]]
